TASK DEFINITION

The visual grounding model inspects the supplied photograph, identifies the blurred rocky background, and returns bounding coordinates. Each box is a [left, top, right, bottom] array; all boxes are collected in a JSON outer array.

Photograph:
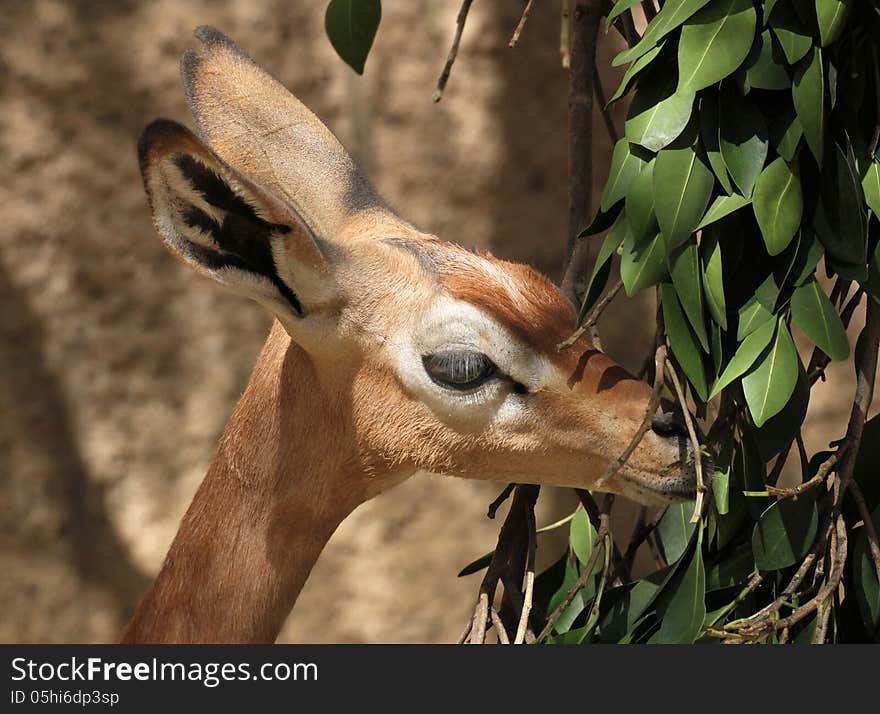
[[0, 0, 868, 643]]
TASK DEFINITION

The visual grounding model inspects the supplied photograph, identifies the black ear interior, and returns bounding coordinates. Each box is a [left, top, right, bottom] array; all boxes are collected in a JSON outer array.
[[172, 154, 302, 315]]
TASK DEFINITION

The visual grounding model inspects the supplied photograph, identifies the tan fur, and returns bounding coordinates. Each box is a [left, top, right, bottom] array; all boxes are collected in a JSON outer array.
[[123, 28, 695, 643]]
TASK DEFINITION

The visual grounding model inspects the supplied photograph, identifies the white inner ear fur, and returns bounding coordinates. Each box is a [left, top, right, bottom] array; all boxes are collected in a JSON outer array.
[[389, 297, 555, 430]]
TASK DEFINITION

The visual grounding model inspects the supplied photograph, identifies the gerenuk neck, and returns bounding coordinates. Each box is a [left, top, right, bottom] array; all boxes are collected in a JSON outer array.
[[121, 323, 360, 643]]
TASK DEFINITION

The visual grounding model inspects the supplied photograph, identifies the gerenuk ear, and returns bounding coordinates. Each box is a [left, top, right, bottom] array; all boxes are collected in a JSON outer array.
[[138, 118, 332, 323], [180, 26, 384, 242]]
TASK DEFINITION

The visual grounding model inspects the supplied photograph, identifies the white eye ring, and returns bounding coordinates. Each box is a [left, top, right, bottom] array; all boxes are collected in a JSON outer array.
[[422, 350, 498, 392]]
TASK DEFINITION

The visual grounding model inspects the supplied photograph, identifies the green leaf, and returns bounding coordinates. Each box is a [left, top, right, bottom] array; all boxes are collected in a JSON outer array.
[[706, 546, 754, 591], [711, 436, 734, 514], [625, 160, 657, 244], [792, 45, 825, 167], [742, 318, 800, 427], [626, 83, 696, 152], [753, 157, 803, 256], [854, 415, 880, 510], [609, 43, 666, 105], [547, 556, 587, 633], [607, 0, 643, 26], [700, 91, 734, 194], [793, 616, 819, 643], [579, 203, 622, 238], [662, 283, 709, 400], [816, 0, 853, 47], [852, 506, 880, 635], [324, 0, 382, 75], [601, 564, 680, 642], [814, 141, 868, 265], [656, 525, 705, 643], [752, 494, 819, 570], [710, 320, 724, 375], [716, 472, 748, 548], [676, 0, 757, 94], [755, 270, 782, 313], [790, 279, 849, 360], [862, 161, 880, 217], [578, 220, 626, 321], [737, 294, 774, 340], [601, 139, 647, 212], [769, 4, 812, 65], [701, 226, 727, 329], [654, 144, 715, 250], [669, 240, 710, 351], [744, 29, 790, 90], [719, 83, 769, 197], [656, 503, 698, 564], [710, 314, 776, 398], [697, 193, 751, 230], [769, 102, 803, 162], [788, 232, 824, 286], [621, 232, 667, 295], [613, 0, 713, 67], [569, 508, 597, 567], [736, 423, 768, 519], [754, 365, 809, 461]]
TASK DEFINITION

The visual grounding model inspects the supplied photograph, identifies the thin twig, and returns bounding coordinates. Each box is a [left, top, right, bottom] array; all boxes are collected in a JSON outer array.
[[766, 446, 847, 500], [456, 619, 472, 644], [575, 490, 627, 580], [837, 297, 879, 496], [582, 528, 612, 636], [869, 43, 880, 158], [850, 481, 880, 578], [808, 289, 864, 384], [813, 598, 833, 644], [465, 485, 539, 644], [560, 0, 571, 68], [490, 607, 510, 644], [514, 502, 537, 644], [597, 346, 668, 489], [433, 0, 474, 103], [664, 360, 705, 523], [509, 0, 537, 47], [560, 0, 603, 306], [620, 506, 664, 577], [470, 592, 490, 644], [593, 71, 618, 144], [536, 504, 611, 642], [487, 483, 516, 518], [557, 278, 624, 350]]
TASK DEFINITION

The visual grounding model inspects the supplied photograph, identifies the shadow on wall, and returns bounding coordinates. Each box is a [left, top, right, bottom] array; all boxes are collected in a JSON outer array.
[[0, 262, 150, 617]]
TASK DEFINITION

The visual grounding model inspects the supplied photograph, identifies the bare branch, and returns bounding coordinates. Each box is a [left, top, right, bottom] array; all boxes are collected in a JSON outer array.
[[560, 0, 603, 306], [433, 0, 475, 103], [766, 446, 847, 500], [593, 71, 618, 144], [509, 0, 537, 48], [514, 502, 537, 644], [557, 278, 623, 350], [490, 607, 510, 644], [487, 483, 516, 518], [536, 500, 611, 642], [850, 481, 880, 579], [664, 360, 706, 523]]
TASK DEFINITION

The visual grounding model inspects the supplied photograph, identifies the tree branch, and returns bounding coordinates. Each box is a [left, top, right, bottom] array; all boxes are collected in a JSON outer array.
[[433, 0, 474, 103], [560, 0, 603, 306]]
